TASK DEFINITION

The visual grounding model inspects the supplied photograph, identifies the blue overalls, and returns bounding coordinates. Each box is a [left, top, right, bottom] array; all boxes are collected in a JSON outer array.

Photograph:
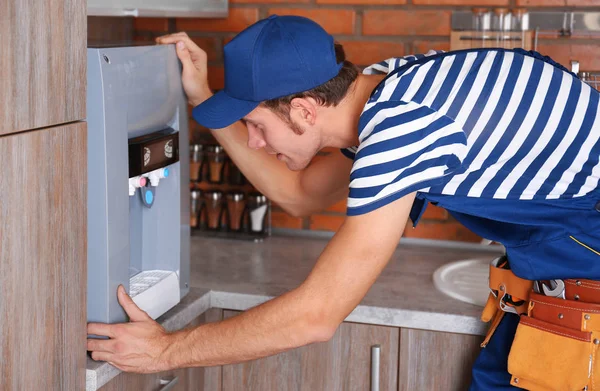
[[410, 188, 600, 389], [416, 188, 600, 389]]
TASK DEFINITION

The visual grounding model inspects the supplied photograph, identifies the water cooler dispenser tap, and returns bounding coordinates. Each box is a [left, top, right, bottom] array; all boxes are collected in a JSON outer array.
[[146, 167, 170, 187], [128, 176, 147, 196]]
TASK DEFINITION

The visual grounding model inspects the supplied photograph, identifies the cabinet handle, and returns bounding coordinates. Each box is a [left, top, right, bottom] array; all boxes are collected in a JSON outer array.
[[158, 376, 179, 391], [371, 345, 381, 391]]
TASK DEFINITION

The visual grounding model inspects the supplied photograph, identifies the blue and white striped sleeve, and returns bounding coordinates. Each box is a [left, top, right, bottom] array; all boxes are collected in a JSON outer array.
[[347, 100, 467, 216]]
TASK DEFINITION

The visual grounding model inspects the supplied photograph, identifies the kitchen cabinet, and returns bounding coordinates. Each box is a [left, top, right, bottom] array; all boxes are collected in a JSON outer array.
[[0, 122, 87, 391], [96, 308, 484, 391], [0, 0, 86, 136], [398, 328, 483, 391], [98, 308, 223, 391], [221, 310, 399, 391]]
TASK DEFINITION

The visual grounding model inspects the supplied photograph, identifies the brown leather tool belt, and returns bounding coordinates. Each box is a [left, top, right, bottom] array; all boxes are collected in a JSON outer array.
[[482, 257, 600, 390]]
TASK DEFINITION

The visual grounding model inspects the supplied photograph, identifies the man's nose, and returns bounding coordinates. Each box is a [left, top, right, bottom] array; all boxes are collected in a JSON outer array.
[[247, 126, 266, 150]]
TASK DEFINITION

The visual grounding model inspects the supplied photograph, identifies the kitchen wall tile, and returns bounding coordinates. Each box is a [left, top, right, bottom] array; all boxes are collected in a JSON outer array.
[[133, 17, 169, 32], [363, 10, 451, 36], [272, 211, 305, 229], [413, 0, 508, 4], [318, 0, 406, 5], [412, 40, 451, 54], [208, 65, 225, 90], [422, 204, 449, 221], [267, 8, 356, 35], [339, 40, 405, 66], [176, 8, 260, 33], [191, 37, 222, 62], [404, 221, 482, 242], [537, 43, 600, 71], [309, 214, 345, 232]]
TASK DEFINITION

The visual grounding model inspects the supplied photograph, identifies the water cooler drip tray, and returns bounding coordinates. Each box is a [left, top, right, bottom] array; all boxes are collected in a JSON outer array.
[[130, 270, 180, 319]]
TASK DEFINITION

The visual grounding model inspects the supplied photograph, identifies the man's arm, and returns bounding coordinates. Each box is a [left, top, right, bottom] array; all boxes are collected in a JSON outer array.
[[157, 34, 352, 216], [86, 192, 415, 372], [209, 120, 353, 217]]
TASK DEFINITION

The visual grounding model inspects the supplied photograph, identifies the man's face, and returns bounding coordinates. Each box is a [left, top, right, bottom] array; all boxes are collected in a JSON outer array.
[[243, 106, 320, 171]]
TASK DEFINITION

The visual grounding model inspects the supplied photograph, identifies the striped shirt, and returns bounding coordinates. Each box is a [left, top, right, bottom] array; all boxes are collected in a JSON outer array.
[[344, 48, 600, 216]]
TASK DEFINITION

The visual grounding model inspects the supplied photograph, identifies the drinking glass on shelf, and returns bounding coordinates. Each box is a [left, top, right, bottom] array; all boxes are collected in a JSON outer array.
[[190, 189, 203, 228], [204, 190, 224, 230], [207, 145, 227, 184], [226, 191, 246, 232], [248, 192, 268, 233], [190, 144, 206, 182]]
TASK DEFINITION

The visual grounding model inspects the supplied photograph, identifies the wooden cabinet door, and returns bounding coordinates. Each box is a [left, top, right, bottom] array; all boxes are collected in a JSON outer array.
[[0, 0, 86, 136], [98, 372, 159, 391], [183, 308, 223, 391], [97, 308, 224, 391], [0, 122, 87, 390], [222, 310, 399, 391], [398, 328, 483, 391]]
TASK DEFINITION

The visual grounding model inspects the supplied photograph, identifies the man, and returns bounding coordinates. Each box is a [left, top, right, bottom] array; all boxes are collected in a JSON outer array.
[[87, 15, 600, 390]]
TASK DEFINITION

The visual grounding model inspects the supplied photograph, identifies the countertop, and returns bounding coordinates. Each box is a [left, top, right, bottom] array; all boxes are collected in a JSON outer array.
[[87, 233, 502, 390]]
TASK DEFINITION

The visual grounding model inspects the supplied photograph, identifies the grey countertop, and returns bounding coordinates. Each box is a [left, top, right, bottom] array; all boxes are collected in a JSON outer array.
[[87, 233, 501, 390]]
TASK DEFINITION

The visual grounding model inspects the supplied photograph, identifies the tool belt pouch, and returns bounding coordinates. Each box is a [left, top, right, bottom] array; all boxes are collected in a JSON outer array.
[[507, 313, 592, 390]]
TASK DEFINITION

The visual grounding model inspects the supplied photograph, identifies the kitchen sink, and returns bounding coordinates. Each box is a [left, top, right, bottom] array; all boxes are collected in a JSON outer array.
[[433, 259, 490, 307]]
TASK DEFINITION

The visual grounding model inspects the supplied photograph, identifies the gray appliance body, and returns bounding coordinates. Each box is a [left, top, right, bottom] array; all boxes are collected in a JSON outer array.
[[87, 45, 190, 324]]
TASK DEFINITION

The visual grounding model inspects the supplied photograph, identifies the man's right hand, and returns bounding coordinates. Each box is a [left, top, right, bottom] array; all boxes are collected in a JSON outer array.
[[156, 32, 213, 107]]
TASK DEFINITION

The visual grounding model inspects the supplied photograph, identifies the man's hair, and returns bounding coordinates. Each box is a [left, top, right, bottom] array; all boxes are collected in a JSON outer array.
[[261, 43, 360, 134]]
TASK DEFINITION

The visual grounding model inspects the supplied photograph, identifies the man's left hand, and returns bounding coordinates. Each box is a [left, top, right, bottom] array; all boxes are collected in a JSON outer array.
[[87, 285, 175, 373]]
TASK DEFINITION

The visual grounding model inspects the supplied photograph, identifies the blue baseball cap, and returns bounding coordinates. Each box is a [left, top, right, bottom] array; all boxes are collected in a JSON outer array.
[[192, 15, 343, 129]]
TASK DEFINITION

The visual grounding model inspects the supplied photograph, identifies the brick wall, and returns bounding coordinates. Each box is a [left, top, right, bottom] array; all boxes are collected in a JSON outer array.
[[132, 0, 600, 242]]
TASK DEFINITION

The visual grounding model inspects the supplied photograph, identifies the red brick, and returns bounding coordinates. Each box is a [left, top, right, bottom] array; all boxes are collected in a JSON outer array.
[[268, 8, 355, 35], [190, 37, 221, 62], [412, 40, 451, 54], [339, 40, 405, 66], [414, 0, 507, 4], [176, 8, 259, 33], [363, 10, 451, 37], [568, 0, 600, 5], [325, 199, 347, 213], [233, 0, 309, 3], [318, 0, 405, 4], [536, 43, 600, 72], [133, 35, 153, 43], [134, 17, 169, 32], [271, 211, 304, 229], [309, 214, 346, 232], [403, 221, 481, 242], [208, 66, 225, 91], [517, 0, 600, 5], [516, 0, 565, 5], [421, 204, 448, 221]]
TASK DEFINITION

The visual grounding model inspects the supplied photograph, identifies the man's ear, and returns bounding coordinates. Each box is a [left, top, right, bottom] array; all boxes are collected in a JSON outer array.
[[290, 97, 317, 126]]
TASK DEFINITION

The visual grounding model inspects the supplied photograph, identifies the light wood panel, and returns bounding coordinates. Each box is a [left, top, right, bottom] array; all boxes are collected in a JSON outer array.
[[399, 328, 483, 391], [98, 308, 224, 391], [98, 372, 159, 391], [0, 0, 86, 136], [0, 122, 87, 390], [222, 310, 399, 391]]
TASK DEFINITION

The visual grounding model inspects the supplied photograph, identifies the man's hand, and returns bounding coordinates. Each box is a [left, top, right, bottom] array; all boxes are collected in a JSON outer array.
[[155, 32, 213, 106], [87, 285, 176, 373]]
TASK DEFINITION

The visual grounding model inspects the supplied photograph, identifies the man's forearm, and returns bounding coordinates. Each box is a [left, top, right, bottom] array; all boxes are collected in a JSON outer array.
[[163, 288, 330, 369]]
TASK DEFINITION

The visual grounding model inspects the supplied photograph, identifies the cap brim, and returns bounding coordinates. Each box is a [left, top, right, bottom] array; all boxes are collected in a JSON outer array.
[[192, 90, 260, 130]]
